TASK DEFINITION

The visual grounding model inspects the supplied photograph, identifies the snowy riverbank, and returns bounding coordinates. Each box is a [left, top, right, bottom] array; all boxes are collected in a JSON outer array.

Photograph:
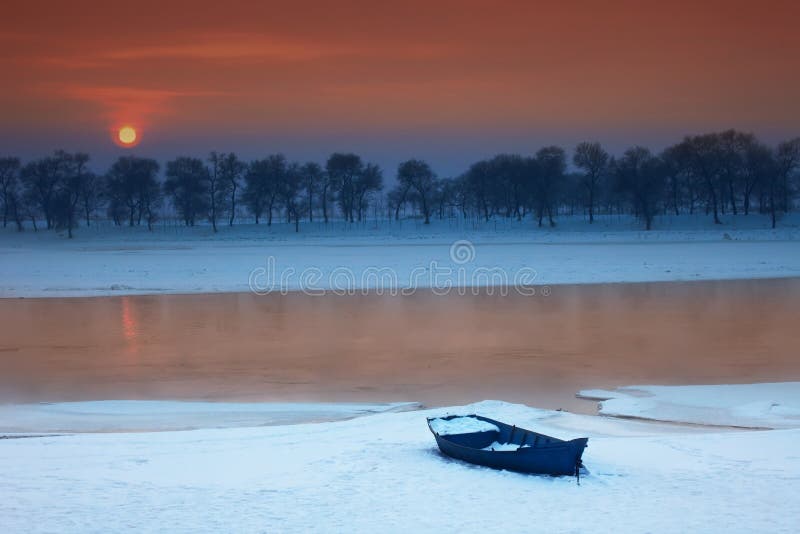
[[1, 213, 799, 297], [579, 382, 800, 429], [1, 394, 798, 533]]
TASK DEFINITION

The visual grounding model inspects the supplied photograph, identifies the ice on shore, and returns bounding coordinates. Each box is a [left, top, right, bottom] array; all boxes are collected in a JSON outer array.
[[0, 400, 420, 433], [578, 382, 800, 429]]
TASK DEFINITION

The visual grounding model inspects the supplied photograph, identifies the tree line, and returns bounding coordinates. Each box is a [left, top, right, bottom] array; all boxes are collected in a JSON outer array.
[[1, 129, 799, 237]]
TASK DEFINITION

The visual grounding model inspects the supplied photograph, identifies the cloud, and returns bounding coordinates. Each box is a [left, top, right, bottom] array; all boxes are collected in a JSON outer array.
[[54, 84, 228, 125], [102, 35, 353, 62], [25, 32, 457, 70]]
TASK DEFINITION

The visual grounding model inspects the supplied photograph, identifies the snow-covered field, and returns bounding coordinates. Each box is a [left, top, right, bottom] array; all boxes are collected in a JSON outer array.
[[579, 382, 800, 429], [1, 395, 799, 533], [1, 213, 799, 297]]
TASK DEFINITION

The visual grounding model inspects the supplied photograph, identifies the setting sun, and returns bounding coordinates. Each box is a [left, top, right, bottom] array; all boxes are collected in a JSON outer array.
[[118, 125, 137, 146]]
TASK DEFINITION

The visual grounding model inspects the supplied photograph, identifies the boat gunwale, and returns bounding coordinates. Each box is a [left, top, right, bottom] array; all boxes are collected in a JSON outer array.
[[426, 414, 584, 451]]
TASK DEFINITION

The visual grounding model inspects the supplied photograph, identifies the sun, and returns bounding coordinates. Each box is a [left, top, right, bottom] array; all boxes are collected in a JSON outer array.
[[118, 126, 137, 146]]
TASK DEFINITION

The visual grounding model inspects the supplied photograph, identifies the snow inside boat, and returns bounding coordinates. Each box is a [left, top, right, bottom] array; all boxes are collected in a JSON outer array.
[[427, 414, 588, 477]]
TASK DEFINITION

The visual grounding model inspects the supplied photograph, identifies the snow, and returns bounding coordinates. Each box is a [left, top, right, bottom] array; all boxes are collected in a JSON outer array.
[[578, 382, 800, 429], [1, 213, 799, 297], [1, 399, 798, 533], [483, 440, 529, 451], [0, 401, 420, 433], [428, 416, 499, 435]]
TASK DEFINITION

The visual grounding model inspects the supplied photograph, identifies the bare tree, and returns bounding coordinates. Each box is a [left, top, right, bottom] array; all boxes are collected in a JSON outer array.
[[774, 138, 800, 227], [54, 152, 90, 238], [0, 157, 21, 228], [21, 151, 67, 229], [282, 162, 304, 232], [354, 163, 383, 222], [573, 142, 609, 223], [533, 146, 566, 227], [244, 155, 285, 225], [327, 153, 362, 223], [741, 141, 772, 216], [300, 162, 323, 222], [613, 147, 665, 230], [214, 153, 245, 226], [397, 159, 437, 224], [106, 156, 161, 230], [465, 160, 492, 221], [79, 170, 103, 227], [165, 157, 209, 227], [206, 152, 235, 232]]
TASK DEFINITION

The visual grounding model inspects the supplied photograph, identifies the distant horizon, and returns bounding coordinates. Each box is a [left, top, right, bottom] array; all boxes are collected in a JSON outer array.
[[5, 125, 798, 178]]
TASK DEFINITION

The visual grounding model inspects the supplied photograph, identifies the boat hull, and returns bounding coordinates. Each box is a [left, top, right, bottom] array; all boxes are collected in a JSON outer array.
[[428, 415, 588, 476]]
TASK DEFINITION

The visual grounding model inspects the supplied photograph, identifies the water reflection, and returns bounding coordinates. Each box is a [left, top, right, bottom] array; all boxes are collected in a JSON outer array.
[[120, 296, 139, 353]]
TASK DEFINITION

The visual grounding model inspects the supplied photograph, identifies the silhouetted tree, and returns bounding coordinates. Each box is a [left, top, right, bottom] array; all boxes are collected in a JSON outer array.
[[213, 153, 245, 226], [354, 163, 383, 222], [299, 162, 322, 222], [465, 160, 493, 221], [52, 152, 90, 238], [0, 157, 21, 229], [206, 152, 235, 232], [533, 146, 566, 227], [165, 157, 209, 226], [484, 154, 527, 219], [573, 142, 609, 223], [244, 155, 285, 225], [435, 177, 457, 219], [613, 147, 665, 230], [397, 159, 437, 224], [679, 133, 727, 223], [78, 170, 103, 227], [740, 141, 772, 216], [281, 162, 304, 232], [106, 156, 161, 230], [21, 151, 67, 229], [327, 153, 362, 223], [660, 143, 692, 215], [774, 138, 800, 227]]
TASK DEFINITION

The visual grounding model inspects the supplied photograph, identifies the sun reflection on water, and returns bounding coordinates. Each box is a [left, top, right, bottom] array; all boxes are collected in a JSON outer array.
[[121, 296, 139, 352]]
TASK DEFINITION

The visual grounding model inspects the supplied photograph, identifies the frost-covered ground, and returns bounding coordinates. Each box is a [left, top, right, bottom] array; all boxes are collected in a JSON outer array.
[[1, 395, 799, 533], [1, 213, 799, 297], [579, 382, 800, 429]]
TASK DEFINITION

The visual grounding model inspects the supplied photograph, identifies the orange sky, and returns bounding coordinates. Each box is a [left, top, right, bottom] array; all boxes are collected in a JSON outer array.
[[1, 0, 799, 172]]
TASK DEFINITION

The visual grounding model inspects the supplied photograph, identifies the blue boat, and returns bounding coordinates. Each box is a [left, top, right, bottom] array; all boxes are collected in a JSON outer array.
[[427, 414, 588, 477]]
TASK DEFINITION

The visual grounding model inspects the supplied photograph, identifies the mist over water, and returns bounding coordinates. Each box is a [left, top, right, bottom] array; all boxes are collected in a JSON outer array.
[[1, 278, 798, 413]]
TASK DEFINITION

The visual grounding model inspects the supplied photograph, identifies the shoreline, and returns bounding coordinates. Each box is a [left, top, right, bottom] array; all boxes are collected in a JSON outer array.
[[0, 388, 779, 435], [2, 273, 800, 301]]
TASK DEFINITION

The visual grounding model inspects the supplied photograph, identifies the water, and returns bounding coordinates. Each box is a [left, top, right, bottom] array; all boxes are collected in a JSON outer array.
[[1, 278, 798, 413]]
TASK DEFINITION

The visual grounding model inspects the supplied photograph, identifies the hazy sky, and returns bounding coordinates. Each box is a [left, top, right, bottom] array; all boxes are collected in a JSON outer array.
[[2, 0, 799, 174]]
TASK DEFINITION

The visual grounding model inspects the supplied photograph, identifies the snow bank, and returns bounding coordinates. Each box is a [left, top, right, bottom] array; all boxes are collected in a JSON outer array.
[[1, 214, 799, 297], [578, 382, 800, 429], [0, 400, 420, 433], [1, 400, 798, 532], [428, 416, 499, 435]]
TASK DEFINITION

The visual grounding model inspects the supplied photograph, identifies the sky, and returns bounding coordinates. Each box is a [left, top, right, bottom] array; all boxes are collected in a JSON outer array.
[[1, 0, 799, 175]]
